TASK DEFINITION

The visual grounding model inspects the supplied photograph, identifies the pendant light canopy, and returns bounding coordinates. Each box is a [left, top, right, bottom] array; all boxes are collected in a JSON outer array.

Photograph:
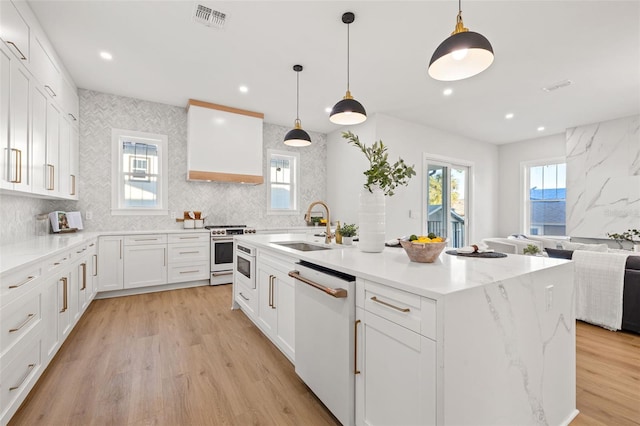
[[330, 12, 367, 125], [428, 0, 494, 82], [284, 64, 312, 147]]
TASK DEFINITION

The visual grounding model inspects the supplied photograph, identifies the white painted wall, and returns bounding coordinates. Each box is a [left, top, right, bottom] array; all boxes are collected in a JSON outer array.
[[327, 114, 499, 243], [496, 133, 566, 236]]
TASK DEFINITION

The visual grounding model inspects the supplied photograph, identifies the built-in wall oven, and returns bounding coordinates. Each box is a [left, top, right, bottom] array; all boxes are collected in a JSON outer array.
[[206, 225, 256, 285], [235, 243, 256, 289]]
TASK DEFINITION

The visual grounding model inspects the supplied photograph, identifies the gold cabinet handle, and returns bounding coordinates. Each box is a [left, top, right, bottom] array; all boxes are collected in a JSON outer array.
[[81, 263, 87, 290], [9, 313, 35, 333], [370, 296, 410, 313], [179, 270, 199, 274], [288, 270, 348, 298], [89, 243, 95, 247], [93, 254, 98, 277], [44, 85, 57, 97], [269, 275, 277, 309], [6, 41, 27, 60], [9, 363, 36, 391], [354, 319, 361, 375], [239, 292, 250, 301], [68, 113, 77, 121], [70, 174, 76, 195], [179, 236, 199, 240], [268, 275, 273, 308], [60, 277, 68, 313], [9, 148, 21, 183], [212, 271, 232, 277], [119, 240, 122, 259], [8, 275, 36, 289], [46, 164, 55, 190], [179, 251, 199, 254]]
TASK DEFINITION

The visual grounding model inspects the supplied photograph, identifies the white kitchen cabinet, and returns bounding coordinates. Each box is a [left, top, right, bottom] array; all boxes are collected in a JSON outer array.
[[30, 34, 60, 102], [45, 101, 60, 196], [123, 235, 168, 289], [255, 251, 295, 361], [69, 124, 79, 199], [167, 233, 209, 284], [0, 0, 30, 63], [0, 44, 31, 193], [58, 114, 71, 198], [186, 100, 264, 184], [355, 281, 436, 426], [97, 236, 124, 291]]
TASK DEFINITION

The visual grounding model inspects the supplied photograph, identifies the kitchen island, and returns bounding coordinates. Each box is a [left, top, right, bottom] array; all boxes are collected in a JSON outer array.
[[233, 233, 577, 426]]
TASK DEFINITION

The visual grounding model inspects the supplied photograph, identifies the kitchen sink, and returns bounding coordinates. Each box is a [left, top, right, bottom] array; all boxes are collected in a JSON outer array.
[[273, 241, 332, 251]]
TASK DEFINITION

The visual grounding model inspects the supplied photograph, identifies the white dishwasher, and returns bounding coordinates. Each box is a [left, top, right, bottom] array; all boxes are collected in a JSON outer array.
[[289, 261, 356, 426]]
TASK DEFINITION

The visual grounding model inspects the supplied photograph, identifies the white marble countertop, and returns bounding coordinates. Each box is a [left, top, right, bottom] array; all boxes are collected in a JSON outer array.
[[236, 233, 572, 300], [0, 229, 210, 275]]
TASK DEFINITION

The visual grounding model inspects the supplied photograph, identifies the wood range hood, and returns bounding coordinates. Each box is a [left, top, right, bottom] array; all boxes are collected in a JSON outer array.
[[186, 99, 264, 184]]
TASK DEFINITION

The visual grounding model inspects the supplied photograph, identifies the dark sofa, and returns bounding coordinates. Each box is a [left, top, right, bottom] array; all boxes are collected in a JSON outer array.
[[545, 249, 640, 334]]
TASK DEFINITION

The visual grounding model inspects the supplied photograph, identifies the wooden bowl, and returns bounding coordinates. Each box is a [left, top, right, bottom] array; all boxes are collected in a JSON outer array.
[[400, 240, 447, 263]]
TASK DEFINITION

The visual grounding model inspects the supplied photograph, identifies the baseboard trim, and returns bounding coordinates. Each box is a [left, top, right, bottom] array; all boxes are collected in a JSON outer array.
[[95, 279, 212, 299]]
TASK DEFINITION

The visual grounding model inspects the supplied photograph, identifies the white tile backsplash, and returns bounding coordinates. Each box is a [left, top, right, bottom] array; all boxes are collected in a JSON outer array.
[[0, 90, 326, 244]]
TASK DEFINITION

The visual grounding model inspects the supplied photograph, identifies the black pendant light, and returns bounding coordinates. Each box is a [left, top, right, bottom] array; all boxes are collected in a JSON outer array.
[[428, 0, 494, 81], [284, 64, 312, 147], [330, 12, 367, 125]]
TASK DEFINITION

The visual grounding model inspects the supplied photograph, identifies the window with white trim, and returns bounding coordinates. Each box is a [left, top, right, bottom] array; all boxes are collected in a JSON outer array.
[[523, 160, 566, 236], [111, 129, 168, 215], [267, 149, 299, 214]]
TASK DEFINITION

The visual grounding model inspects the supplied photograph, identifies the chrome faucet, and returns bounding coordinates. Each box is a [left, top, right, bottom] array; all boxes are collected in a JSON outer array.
[[305, 201, 332, 244]]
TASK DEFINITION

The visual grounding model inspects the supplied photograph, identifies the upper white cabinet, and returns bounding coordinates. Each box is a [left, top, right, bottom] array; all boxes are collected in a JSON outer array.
[[187, 99, 264, 184], [0, 44, 31, 193], [0, 0, 80, 200], [0, 0, 30, 63]]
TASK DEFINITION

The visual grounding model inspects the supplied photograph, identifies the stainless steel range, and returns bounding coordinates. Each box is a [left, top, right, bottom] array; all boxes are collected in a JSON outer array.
[[205, 225, 256, 285]]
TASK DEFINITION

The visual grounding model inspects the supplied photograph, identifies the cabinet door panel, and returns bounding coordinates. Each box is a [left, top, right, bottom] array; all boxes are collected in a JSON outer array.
[[123, 245, 167, 289], [0, 47, 10, 190], [58, 116, 71, 198], [275, 274, 295, 360], [257, 268, 277, 336], [360, 311, 436, 426], [30, 84, 48, 195], [45, 101, 60, 195], [0, 1, 30, 62], [98, 237, 124, 291]]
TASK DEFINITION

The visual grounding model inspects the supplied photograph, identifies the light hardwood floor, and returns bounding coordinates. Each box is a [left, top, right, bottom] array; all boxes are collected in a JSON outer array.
[[8, 285, 640, 425]]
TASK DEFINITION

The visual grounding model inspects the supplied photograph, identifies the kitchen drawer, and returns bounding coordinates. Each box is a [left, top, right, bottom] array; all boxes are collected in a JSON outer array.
[[43, 252, 71, 274], [364, 280, 422, 334], [168, 243, 209, 263], [124, 234, 167, 246], [235, 276, 257, 319], [168, 262, 209, 284], [0, 265, 41, 308], [0, 289, 42, 357], [0, 334, 42, 422], [168, 233, 210, 244]]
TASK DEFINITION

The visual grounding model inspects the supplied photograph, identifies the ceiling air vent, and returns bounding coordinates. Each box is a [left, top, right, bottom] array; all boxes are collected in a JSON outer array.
[[193, 3, 227, 29], [542, 79, 573, 92]]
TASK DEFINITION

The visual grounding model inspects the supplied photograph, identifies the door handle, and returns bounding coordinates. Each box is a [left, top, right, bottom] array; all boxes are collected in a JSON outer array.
[[10, 148, 21, 183], [354, 319, 361, 375], [60, 277, 68, 313], [370, 296, 410, 313], [288, 271, 348, 298]]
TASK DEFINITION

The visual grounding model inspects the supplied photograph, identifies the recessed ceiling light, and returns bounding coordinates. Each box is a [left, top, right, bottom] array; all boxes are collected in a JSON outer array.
[[505, 113, 514, 119], [443, 88, 453, 96], [239, 85, 249, 93], [99, 51, 113, 61], [537, 126, 545, 132], [325, 107, 332, 113]]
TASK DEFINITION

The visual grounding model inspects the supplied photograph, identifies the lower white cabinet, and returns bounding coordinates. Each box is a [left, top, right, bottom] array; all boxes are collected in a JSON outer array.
[[167, 233, 209, 284], [123, 244, 167, 289], [355, 280, 437, 426], [254, 252, 295, 362], [97, 236, 124, 291], [1, 237, 97, 425]]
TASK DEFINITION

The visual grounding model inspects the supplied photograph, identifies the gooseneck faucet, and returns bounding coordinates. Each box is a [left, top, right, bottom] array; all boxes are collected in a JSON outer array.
[[304, 201, 332, 244]]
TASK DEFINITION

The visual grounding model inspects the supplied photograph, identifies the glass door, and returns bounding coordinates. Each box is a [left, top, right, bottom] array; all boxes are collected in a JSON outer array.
[[425, 161, 469, 248]]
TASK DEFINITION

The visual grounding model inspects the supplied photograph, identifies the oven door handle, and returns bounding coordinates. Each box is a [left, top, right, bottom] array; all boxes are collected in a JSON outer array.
[[288, 270, 347, 298], [212, 271, 233, 277]]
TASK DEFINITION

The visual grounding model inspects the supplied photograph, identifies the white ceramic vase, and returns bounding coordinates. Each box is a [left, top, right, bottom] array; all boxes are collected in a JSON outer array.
[[343, 236, 354, 246], [358, 186, 385, 253]]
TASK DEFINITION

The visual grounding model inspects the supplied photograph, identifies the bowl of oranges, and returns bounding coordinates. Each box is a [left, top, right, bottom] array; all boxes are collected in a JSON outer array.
[[400, 233, 447, 263]]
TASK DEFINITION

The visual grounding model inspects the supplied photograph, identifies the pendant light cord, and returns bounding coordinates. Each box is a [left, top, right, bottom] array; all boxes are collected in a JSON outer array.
[[346, 22, 350, 92], [296, 71, 300, 121]]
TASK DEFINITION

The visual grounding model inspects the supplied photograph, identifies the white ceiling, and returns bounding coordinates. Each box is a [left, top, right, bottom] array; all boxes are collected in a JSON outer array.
[[27, 0, 640, 144]]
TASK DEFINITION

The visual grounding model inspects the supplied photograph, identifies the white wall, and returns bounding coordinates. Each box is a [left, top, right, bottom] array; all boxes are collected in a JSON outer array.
[[497, 133, 566, 236], [327, 114, 499, 242]]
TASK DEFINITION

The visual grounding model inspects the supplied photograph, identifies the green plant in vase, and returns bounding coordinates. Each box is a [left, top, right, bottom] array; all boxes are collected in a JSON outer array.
[[523, 244, 541, 256], [340, 223, 358, 237]]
